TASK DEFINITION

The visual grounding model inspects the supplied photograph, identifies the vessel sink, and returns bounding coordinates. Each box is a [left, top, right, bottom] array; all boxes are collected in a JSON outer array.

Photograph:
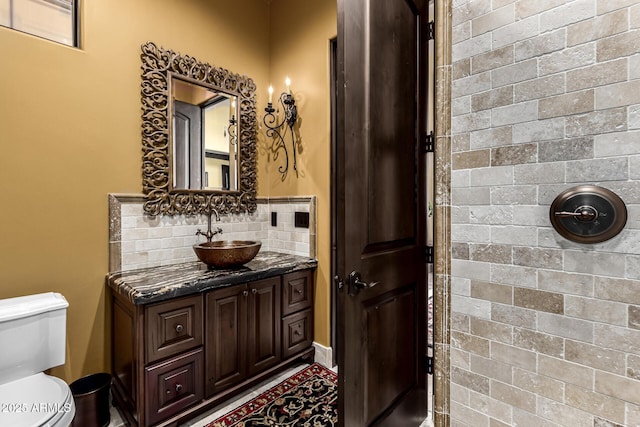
[[193, 240, 262, 268]]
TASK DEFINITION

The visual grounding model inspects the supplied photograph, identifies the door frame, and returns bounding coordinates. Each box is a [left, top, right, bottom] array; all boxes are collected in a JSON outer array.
[[330, 36, 338, 368], [333, 0, 430, 424], [329, 2, 452, 423], [428, 0, 453, 426]]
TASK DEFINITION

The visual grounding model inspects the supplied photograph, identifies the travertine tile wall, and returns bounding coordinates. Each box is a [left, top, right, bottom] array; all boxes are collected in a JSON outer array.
[[108, 195, 316, 272], [449, 1, 640, 426]]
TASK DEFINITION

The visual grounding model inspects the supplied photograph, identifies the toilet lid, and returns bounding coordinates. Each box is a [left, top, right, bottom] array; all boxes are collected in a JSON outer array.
[[0, 372, 74, 426]]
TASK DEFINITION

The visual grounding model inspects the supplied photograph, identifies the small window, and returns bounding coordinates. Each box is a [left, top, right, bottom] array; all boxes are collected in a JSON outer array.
[[0, 0, 78, 47]]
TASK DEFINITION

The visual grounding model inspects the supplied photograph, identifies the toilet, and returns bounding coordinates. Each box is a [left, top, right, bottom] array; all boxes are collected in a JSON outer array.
[[0, 292, 75, 427]]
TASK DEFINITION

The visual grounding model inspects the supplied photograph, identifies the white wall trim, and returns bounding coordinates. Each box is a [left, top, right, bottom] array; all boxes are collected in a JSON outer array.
[[312, 341, 334, 369]]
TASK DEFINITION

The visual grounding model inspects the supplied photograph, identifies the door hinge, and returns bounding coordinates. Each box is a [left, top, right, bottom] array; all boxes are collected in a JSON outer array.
[[425, 246, 434, 264], [426, 355, 434, 375], [428, 21, 435, 40], [424, 131, 434, 153]]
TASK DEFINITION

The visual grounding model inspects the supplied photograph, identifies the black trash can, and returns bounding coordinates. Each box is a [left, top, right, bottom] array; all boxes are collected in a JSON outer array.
[[69, 373, 112, 427]]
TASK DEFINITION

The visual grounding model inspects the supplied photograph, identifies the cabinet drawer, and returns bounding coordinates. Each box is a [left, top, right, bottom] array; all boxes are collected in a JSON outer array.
[[282, 309, 313, 358], [144, 348, 203, 426], [282, 270, 313, 316], [146, 295, 203, 364]]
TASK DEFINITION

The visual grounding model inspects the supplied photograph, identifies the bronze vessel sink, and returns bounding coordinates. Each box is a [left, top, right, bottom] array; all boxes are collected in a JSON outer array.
[[193, 240, 262, 268]]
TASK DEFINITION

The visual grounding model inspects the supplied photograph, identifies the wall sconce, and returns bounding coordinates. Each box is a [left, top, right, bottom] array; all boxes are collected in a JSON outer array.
[[227, 97, 237, 146], [263, 77, 299, 180]]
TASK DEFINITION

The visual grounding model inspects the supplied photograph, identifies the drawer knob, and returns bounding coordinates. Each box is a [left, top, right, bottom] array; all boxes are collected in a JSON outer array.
[[175, 324, 184, 333], [295, 289, 303, 295], [166, 383, 183, 395], [294, 329, 301, 336]]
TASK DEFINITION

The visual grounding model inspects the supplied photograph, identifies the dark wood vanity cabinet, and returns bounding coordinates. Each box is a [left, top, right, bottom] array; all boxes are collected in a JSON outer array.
[[111, 269, 314, 427]]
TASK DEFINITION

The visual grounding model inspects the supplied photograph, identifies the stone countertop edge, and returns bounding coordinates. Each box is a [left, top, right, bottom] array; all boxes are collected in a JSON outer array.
[[106, 251, 318, 305]]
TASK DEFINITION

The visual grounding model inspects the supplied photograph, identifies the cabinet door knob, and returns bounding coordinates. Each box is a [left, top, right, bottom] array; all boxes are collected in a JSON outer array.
[[175, 324, 184, 333], [242, 290, 249, 297], [295, 289, 303, 295], [175, 383, 183, 393], [252, 288, 257, 294]]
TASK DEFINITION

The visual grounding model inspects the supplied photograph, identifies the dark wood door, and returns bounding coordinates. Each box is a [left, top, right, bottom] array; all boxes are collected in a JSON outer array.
[[173, 100, 203, 189], [246, 277, 282, 375], [336, 0, 428, 425], [205, 285, 247, 396]]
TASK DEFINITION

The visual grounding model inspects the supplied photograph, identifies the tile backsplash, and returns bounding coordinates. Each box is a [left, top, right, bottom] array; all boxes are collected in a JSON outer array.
[[108, 194, 316, 272]]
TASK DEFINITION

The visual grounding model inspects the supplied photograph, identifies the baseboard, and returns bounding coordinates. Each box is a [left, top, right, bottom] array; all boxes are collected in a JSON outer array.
[[312, 342, 334, 369]]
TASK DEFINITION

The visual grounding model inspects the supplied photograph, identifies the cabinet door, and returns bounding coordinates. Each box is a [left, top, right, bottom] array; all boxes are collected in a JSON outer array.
[[282, 309, 314, 359], [144, 348, 203, 426], [205, 285, 247, 397], [282, 270, 313, 316], [146, 294, 203, 364], [246, 277, 282, 375]]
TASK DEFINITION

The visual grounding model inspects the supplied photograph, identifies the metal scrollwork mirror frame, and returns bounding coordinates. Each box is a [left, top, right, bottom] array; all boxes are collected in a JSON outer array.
[[140, 41, 257, 216]]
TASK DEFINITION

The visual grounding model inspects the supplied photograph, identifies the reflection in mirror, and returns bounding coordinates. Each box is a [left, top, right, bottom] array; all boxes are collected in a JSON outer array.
[[171, 78, 239, 191], [140, 41, 257, 217]]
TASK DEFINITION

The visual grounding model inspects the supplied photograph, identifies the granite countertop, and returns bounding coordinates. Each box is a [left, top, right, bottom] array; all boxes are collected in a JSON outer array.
[[107, 251, 317, 305]]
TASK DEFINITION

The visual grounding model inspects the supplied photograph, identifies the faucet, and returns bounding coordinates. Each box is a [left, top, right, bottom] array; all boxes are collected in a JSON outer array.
[[196, 208, 223, 243]]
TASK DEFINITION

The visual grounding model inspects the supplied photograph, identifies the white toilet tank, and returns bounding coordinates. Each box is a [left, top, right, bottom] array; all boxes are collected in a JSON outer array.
[[0, 292, 69, 386]]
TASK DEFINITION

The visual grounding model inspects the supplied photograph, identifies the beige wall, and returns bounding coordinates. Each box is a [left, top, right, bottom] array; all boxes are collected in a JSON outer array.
[[0, 0, 337, 382], [449, 1, 640, 426], [0, 0, 270, 381], [266, 0, 337, 346]]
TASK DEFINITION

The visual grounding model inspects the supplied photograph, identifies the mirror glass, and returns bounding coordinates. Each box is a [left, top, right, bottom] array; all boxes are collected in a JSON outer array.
[[171, 78, 239, 191], [140, 41, 257, 217]]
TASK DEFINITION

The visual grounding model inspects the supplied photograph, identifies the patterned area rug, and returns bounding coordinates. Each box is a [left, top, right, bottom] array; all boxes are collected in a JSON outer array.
[[206, 363, 338, 427]]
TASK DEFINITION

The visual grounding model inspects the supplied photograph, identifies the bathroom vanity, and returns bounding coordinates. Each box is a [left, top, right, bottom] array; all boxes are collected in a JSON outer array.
[[107, 252, 317, 427]]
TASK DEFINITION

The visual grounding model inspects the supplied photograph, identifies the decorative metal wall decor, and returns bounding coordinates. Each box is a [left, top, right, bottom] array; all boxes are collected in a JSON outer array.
[[227, 106, 238, 146], [140, 41, 258, 216], [263, 79, 300, 180]]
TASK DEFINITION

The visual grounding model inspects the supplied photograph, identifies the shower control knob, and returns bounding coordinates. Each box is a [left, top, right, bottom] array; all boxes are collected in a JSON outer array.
[[554, 206, 598, 221], [550, 185, 627, 244]]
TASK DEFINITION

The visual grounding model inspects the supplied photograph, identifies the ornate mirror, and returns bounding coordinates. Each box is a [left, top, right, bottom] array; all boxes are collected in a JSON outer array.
[[140, 42, 257, 216]]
